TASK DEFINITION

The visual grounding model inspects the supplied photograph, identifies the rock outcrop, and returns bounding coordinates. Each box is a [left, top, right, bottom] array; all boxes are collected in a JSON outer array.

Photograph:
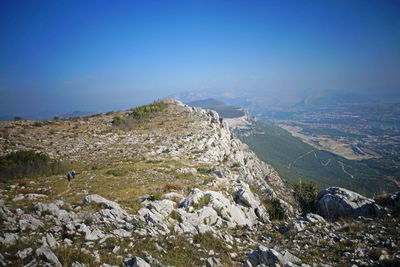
[[317, 187, 386, 219], [247, 245, 301, 266]]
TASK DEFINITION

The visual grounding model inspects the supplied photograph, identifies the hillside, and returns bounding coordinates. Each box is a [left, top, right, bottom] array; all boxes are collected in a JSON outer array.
[[0, 98, 399, 266], [188, 99, 399, 197]]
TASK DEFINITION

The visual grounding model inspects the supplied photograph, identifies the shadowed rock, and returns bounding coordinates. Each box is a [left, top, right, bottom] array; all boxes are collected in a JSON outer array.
[[317, 187, 386, 220]]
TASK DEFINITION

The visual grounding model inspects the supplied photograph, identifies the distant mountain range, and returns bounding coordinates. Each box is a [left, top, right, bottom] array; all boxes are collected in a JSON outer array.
[[177, 88, 400, 119]]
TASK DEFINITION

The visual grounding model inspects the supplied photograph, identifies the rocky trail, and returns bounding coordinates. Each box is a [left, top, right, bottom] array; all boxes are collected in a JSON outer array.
[[338, 161, 355, 179], [56, 178, 71, 198]]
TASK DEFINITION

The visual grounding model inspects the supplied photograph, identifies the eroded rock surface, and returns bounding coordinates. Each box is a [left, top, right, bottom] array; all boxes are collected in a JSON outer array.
[[317, 187, 386, 219]]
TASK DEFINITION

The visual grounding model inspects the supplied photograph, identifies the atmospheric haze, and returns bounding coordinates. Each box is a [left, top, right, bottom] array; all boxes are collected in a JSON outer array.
[[0, 0, 400, 119]]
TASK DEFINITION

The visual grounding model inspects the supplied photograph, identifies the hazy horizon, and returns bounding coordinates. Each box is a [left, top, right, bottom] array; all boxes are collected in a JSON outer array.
[[1, 0, 400, 119]]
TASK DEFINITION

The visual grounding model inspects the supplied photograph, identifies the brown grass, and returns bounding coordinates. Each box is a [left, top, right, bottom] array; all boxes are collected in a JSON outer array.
[[164, 183, 184, 191]]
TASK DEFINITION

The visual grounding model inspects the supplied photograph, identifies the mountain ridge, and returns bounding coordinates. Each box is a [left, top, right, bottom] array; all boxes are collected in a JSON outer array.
[[0, 98, 399, 266]]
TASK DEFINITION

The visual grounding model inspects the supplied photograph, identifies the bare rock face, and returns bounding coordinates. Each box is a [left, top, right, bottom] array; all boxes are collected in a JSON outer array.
[[247, 245, 301, 266], [390, 191, 400, 210], [35, 245, 62, 267], [83, 194, 123, 211], [317, 187, 386, 219], [124, 256, 151, 267], [19, 214, 44, 231]]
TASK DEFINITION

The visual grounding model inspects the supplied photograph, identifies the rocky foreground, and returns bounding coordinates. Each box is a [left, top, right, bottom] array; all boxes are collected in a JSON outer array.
[[0, 99, 399, 266]]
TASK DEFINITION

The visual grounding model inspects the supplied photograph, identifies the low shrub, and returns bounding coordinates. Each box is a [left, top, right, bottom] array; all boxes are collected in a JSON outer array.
[[170, 210, 183, 223], [131, 102, 165, 119], [33, 121, 44, 127], [111, 116, 126, 126], [264, 198, 286, 221], [197, 167, 214, 175], [231, 162, 241, 168], [193, 195, 211, 209], [294, 181, 318, 215], [106, 168, 129, 176]]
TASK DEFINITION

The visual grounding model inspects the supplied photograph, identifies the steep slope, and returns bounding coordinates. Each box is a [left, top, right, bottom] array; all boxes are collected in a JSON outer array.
[[188, 99, 399, 196]]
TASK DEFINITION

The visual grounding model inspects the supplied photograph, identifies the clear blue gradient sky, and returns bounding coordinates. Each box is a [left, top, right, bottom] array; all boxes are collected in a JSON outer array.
[[1, 0, 399, 118]]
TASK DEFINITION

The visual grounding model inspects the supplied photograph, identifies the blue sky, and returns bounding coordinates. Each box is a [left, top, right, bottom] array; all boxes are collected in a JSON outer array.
[[0, 0, 399, 118]]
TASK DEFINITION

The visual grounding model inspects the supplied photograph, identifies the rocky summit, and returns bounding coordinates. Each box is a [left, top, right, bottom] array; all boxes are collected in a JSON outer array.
[[0, 98, 399, 266]]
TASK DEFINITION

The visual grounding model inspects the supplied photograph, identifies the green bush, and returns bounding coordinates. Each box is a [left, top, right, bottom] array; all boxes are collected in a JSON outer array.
[[192, 195, 211, 209], [231, 162, 241, 168], [196, 167, 214, 175], [131, 102, 165, 119], [170, 210, 183, 223], [265, 198, 286, 221], [111, 116, 126, 126], [106, 168, 129, 176], [33, 121, 44, 127], [0, 150, 67, 181], [294, 181, 318, 215], [148, 191, 163, 201]]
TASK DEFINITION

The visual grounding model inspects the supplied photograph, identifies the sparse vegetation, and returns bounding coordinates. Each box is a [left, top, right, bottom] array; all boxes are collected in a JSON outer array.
[[264, 198, 286, 220], [192, 195, 211, 209], [131, 102, 165, 119], [294, 181, 318, 215], [106, 168, 129, 176], [111, 116, 126, 126], [197, 167, 214, 175], [33, 121, 44, 127], [164, 183, 183, 191], [170, 210, 183, 223], [0, 150, 67, 181], [231, 162, 241, 168]]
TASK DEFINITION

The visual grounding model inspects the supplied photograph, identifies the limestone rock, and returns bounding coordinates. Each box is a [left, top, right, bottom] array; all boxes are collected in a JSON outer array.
[[162, 192, 184, 201], [113, 229, 131, 238], [25, 193, 48, 200], [306, 213, 326, 224], [16, 248, 32, 259], [0, 233, 19, 246], [71, 262, 86, 267], [317, 187, 386, 219], [83, 194, 123, 210], [137, 199, 175, 232], [235, 187, 269, 222], [44, 233, 57, 248], [19, 214, 44, 231], [124, 256, 151, 267], [390, 191, 400, 210], [235, 187, 260, 208], [35, 245, 62, 267], [178, 188, 205, 209], [84, 228, 105, 241], [248, 245, 300, 266], [206, 257, 221, 267], [35, 200, 77, 223]]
